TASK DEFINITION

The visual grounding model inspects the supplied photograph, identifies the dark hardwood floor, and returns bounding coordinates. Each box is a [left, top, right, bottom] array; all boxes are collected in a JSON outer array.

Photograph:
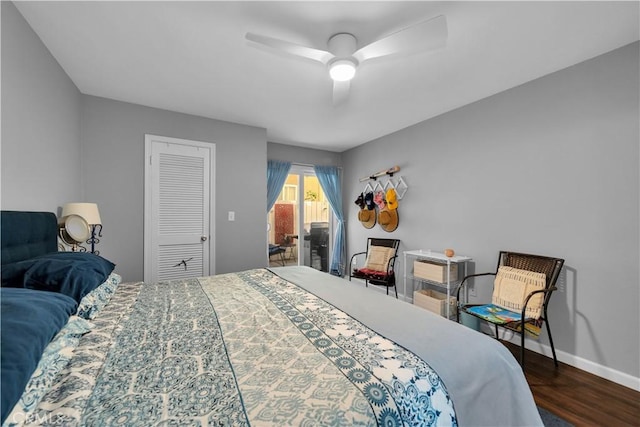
[[502, 341, 640, 426]]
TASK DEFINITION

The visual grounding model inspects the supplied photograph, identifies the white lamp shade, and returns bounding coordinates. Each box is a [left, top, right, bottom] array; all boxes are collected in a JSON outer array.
[[61, 203, 102, 225]]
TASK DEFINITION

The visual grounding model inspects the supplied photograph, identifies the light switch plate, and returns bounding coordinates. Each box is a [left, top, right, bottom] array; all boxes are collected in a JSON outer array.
[[228, 211, 235, 221]]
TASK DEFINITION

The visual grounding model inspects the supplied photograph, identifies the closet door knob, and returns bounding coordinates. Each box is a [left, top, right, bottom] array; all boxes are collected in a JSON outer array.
[[201, 236, 208, 242]]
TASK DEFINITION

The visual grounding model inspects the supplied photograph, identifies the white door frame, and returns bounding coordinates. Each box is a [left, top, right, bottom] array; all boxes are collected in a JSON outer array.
[[144, 134, 216, 282]]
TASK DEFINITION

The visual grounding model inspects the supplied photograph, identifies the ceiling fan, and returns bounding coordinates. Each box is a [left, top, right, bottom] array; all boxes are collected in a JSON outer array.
[[245, 15, 447, 105]]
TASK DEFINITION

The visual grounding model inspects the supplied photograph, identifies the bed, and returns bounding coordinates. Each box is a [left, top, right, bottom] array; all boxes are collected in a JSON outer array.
[[1, 211, 543, 426]]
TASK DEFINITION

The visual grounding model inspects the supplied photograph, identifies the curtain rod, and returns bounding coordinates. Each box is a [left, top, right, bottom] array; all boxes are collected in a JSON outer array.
[[290, 162, 343, 169]]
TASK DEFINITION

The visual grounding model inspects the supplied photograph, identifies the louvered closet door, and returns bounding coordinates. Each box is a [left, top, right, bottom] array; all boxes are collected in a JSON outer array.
[[144, 135, 214, 283]]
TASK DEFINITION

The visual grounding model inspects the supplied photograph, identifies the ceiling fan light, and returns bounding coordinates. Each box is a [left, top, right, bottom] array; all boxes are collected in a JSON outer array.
[[329, 59, 356, 82]]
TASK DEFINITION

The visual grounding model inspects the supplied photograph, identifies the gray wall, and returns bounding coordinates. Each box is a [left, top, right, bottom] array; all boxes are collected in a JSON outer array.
[[267, 142, 342, 167], [2, 1, 270, 280], [1, 1, 82, 211], [343, 42, 639, 380], [81, 96, 268, 281]]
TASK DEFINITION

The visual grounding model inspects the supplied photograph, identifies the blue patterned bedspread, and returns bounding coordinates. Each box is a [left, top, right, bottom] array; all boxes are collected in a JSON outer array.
[[29, 269, 457, 426]]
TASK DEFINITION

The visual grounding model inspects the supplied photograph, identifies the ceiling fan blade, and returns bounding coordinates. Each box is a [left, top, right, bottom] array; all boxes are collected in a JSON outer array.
[[353, 15, 447, 63], [246, 32, 334, 64], [332, 80, 350, 106]]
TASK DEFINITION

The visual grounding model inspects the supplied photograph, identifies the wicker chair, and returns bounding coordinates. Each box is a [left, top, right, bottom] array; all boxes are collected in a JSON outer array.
[[349, 238, 400, 298], [456, 251, 564, 369]]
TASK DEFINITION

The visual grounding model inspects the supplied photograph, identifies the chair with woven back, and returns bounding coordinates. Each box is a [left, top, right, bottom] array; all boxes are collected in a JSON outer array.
[[456, 251, 565, 369], [349, 238, 400, 298]]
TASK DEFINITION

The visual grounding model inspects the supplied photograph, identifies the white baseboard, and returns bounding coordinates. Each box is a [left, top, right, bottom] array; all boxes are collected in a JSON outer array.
[[500, 330, 640, 392], [385, 291, 639, 392]]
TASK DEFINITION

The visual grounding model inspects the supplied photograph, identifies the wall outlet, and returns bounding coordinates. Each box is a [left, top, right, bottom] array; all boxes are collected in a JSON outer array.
[[228, 211, 235, 221], [468, 282, 477, 298]]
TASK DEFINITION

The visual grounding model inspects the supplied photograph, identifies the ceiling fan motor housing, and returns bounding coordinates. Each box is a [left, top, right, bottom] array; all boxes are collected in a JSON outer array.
[[328, 33, 357, 59]]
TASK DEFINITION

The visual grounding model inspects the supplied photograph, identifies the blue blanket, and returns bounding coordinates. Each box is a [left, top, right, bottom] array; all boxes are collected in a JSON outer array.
[[1, 288, 77, 423]]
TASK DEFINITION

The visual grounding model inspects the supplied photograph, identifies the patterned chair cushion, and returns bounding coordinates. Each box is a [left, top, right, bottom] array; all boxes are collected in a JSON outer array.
[[353, 267, 390, 280]]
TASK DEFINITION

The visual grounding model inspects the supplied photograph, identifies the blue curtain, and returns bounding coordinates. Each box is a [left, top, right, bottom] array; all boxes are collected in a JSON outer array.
[[314, 165, 345, 277], [267, 160, 291, 212]]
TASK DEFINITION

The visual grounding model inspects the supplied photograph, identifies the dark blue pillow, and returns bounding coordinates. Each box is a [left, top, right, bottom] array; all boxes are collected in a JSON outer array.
[[1, 260, 32, 287], [1, 252, 116, 303], [1, 288, 78, 423], [22, 252, 115, 303]]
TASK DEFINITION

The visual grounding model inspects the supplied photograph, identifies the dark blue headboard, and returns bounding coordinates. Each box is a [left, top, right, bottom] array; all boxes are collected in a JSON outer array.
[[1, 211, 58, 265]]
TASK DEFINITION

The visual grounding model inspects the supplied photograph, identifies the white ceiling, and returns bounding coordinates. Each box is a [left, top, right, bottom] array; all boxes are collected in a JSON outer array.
[[15, 1, 639, 152]]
